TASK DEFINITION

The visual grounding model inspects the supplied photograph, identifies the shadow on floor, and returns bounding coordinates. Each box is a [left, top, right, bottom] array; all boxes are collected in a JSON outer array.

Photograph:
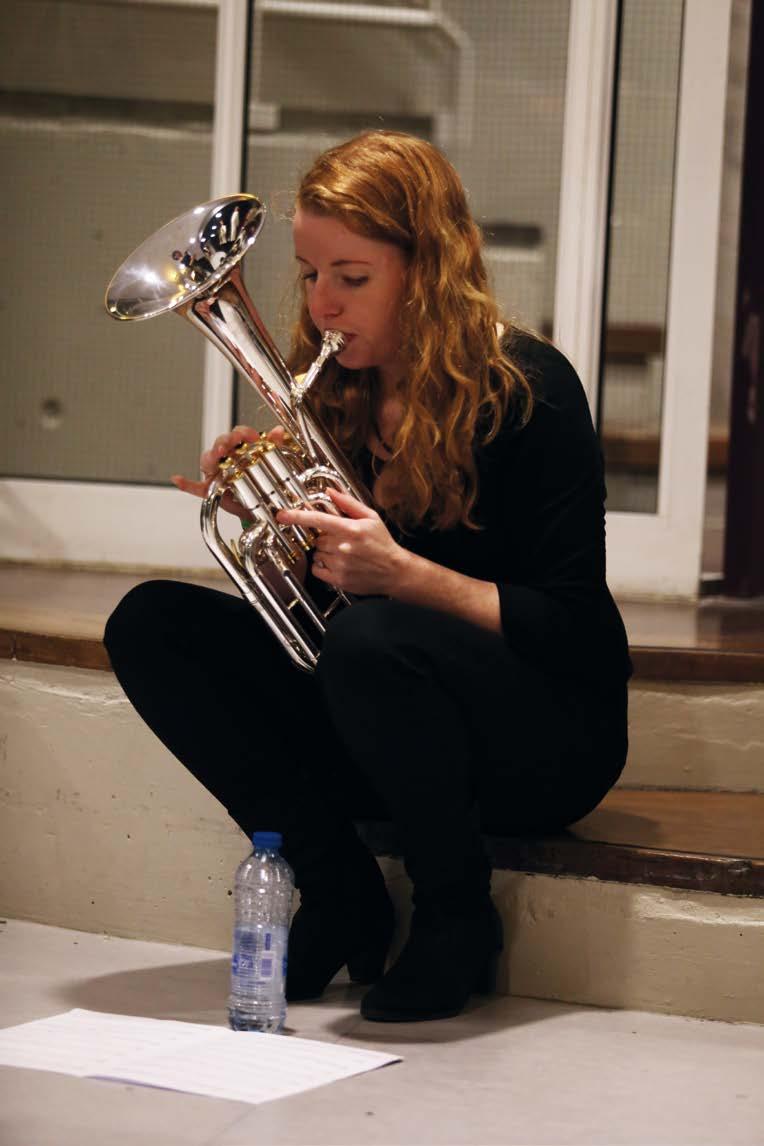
[[52, 957, 580, 1046], [328, 991, 585, 1047], [56, 957, 231, 1025]]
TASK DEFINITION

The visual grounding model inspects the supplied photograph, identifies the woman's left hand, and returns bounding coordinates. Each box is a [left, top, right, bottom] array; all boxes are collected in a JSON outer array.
[[276, 487, 409, 596]]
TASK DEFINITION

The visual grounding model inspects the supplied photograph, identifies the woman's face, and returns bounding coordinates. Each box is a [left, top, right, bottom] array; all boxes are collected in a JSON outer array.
[[292, 207, 408, 388]]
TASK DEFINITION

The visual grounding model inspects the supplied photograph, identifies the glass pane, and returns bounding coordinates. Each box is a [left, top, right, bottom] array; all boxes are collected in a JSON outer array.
[[598, 0, 684, 513], [704, 0, 751, 578], [0, 0, 217, 484], [235, 0, 571, 428]]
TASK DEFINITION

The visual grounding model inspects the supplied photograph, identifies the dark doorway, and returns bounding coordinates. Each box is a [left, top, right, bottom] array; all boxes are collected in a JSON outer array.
[[723, 0, 764, 596]]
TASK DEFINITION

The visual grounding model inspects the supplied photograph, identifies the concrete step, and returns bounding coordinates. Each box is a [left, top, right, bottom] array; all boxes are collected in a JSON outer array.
[[620, 677, 764, 793], [619, 600, 764, 793], [378, 859, 764, 1025], [2, 594, 764, 795], [1, 656, 762, 1025]]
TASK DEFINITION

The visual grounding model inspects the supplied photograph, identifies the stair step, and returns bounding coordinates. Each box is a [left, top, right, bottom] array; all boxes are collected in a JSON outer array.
[[375, 859, 764, 1025], [2, 569, 763, 1023], [2, 565, 764, 683], [4, 624, 764, 683], [621, 678, 764, 794], [360, 788, 764, 898], [630, 646, 764, 682]]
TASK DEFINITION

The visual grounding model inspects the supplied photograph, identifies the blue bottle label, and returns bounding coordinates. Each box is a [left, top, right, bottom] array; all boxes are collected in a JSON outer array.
[[232, 950, 254, 975], [231, 926, 284, 986]]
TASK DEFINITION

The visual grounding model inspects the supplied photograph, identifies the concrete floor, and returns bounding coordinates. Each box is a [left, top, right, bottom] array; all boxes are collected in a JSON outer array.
[[1, 919, 763, 1146]]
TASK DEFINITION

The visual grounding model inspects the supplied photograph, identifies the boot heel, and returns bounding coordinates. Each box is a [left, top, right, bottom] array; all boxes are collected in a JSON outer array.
[[474, 948, 500, 995]]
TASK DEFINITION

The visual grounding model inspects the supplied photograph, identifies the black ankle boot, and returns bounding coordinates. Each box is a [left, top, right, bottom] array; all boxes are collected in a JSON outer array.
[[286, 884, 394, 1001], [285, 842, 395, 1002], [360, 900, 503, 1022]]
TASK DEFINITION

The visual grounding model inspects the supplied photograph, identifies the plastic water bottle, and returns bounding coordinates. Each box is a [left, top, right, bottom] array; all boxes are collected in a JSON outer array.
[[228, 830, 294, 1033]]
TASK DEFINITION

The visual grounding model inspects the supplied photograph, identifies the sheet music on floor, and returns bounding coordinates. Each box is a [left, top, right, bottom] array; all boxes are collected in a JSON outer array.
[[0, 1009, 402, 1106]]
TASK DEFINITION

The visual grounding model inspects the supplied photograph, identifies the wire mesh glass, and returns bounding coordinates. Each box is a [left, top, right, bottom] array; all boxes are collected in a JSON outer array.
[[598, 0, 684, 514], [0, 0, 217, 484], [235, 0, 571, 428]]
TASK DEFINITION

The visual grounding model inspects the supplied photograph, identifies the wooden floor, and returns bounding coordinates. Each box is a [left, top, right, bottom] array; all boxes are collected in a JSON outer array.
[[1, 563, 763, 680], [619, 596, 764, 652], [619, 597, 764, 681], [363, 788, 764, 897], [0, 565, 230, 672], [0, 564, 230, 642], [364, 788, 764, 893], [522, 788, 764, 895]]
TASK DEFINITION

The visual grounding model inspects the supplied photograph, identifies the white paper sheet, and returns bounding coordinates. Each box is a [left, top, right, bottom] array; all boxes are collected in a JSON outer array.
[[0, 1009, 401, 1106]]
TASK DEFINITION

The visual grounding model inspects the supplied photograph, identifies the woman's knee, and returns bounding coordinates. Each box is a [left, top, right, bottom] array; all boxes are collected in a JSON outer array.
[[319, 599, 407, 667], [316, 600, 439, 700], [103, 579, 202, 661], [105, 579, 166, 647]]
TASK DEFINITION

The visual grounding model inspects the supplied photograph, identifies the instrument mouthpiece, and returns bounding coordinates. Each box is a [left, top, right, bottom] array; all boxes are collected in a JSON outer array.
[[291, 330, 346, 407], [322, 330, 346, 355]]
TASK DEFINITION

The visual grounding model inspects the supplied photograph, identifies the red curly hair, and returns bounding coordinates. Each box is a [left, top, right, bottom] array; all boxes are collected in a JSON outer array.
[[287, 130, 533, 532]]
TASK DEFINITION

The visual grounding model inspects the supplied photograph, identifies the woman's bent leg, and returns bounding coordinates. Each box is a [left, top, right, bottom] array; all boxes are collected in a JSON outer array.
[[317, 598, 627, 845], [317, 600, 502, 1020], [104, 580, 394, 997], [104, 579, 384, 830], [315, 598, 628, 1020]]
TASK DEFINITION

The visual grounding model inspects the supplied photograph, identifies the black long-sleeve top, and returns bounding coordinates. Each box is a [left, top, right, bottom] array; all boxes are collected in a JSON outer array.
[[356, 332, 633, 686]]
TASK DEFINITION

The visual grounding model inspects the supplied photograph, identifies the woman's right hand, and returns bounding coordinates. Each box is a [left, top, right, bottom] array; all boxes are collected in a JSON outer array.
[[171, 424, 287, 520]]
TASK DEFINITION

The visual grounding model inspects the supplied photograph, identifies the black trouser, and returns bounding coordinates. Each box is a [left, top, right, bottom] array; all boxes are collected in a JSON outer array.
[[104, 580, 628, 897]]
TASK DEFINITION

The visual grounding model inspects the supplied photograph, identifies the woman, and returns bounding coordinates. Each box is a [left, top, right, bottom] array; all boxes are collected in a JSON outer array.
[[104, 130, 632, 1023]]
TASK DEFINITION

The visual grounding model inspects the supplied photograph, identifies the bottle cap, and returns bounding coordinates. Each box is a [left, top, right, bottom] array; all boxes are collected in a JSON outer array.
[[251, 830, 283, 850]]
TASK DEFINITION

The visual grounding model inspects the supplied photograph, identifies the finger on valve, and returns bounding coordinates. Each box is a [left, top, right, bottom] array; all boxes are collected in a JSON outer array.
[[201, 431, 247, 479]]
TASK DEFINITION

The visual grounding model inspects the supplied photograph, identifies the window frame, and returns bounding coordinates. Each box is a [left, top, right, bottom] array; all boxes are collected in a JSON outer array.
[[1, 0, 731, 599], [555, 0, 732, 598]]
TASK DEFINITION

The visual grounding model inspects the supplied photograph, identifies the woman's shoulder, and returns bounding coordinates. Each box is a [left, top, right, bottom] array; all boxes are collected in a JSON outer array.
[[487, 327, 600, 469], [500, 327, 586, 410]]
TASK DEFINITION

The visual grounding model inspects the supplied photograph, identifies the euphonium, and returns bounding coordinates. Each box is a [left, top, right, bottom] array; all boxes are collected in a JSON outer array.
[[105, 193, 371, 672]]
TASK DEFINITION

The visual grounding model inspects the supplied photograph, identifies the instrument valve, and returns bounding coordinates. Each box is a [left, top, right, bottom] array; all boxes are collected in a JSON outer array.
[[217, 456, 245, 484], [235, 439, 274, 463]]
